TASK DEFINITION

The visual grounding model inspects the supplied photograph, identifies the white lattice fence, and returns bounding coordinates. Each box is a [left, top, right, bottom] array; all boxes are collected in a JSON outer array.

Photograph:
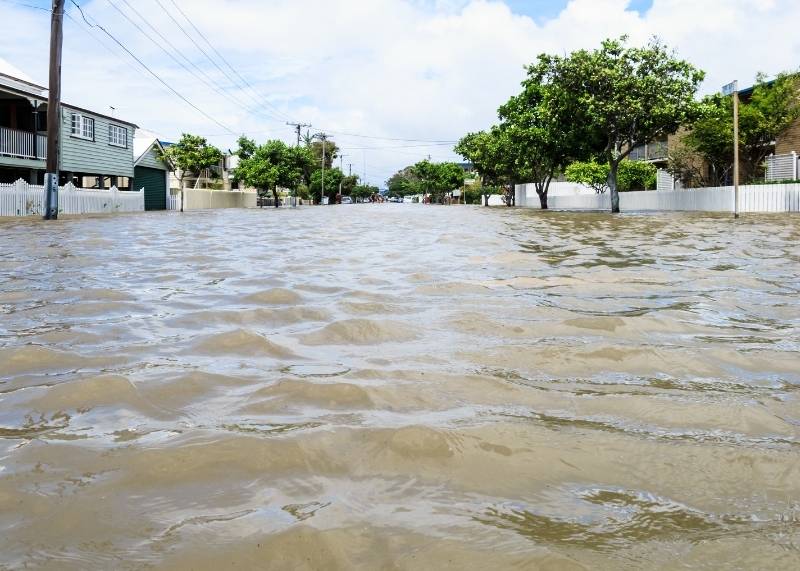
[[765, 153, 799, 181], [0, 179, 144, 217]]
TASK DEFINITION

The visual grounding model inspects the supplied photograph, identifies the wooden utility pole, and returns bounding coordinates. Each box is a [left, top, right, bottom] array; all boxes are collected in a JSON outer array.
[[286, 122, 311, 147], [44, 0, 65, 220], [313, 132, 328, 204]]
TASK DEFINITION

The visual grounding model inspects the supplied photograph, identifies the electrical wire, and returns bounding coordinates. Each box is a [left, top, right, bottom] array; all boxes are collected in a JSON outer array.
[[69, 0, 236, 134], [167, 0, 292, 123], [106, 0, 287, 128], [151, 0, 287, 124]]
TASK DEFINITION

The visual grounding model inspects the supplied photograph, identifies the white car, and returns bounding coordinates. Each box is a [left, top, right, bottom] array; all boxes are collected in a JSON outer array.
[[341, 196, 353, 204]]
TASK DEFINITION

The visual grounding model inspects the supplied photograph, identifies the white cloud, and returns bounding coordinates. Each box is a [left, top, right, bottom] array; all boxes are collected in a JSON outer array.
[[0, 0, 798, 185]]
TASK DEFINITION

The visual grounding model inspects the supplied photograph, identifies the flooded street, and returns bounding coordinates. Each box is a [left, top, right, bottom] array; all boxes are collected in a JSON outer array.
[[1, 205, 799, 569]]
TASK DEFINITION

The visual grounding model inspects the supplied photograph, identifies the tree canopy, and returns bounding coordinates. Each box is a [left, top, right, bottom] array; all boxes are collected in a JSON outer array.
[[234, 138, 313, 207], [161, 134, 223, 183], [309, 167, 344, 204], [565, 160, 657, 193], [511, 36, 704, 212], [668, 73, 800, 186], [386, 161, 465, 204], [411, 160, 465, 203], [160, 133, 223, 211]]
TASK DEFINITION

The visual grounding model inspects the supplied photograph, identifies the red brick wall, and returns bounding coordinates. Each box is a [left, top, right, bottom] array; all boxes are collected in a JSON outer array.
[[776, 118, 800, 155]]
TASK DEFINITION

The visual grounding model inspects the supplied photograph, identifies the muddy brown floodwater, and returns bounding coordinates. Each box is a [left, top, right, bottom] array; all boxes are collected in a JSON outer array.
[[1, 205, 799, 570]]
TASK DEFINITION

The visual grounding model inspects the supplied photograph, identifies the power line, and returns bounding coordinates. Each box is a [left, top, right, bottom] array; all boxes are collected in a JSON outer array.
[[167, 0, 292, 123], [106, 0, 284, 128], [339, 142, 455, 151], [151, 0, 287, 124], [69, 0, 235, 134], [312, 128, 457, 143]]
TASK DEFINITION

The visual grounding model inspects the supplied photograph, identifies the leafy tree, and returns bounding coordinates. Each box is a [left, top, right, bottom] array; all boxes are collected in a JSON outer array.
[[669, 72, 800, 186], [497, 67, 592, 209], [538, 37, 704, 212], [309, 167, 344, 204], [411, 160, 464, 204], [236, 135, 257, 160], [387, 167, 422, 197], [160, 133, 223, 212], [565, 160, 657, 193], [339, 174, 360, 197], [455, 129, 514, 206], [352, 184, 379, 201], [463, 185, 484, 205], [309, 139, 339, 170], [564, 161, 609, 194], [234, 138, 313, 208]]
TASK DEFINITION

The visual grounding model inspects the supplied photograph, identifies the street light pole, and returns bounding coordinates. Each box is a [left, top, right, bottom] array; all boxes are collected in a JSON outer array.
[[733, 86, 740, 219], [723, 80, 740, 218], [44, 0, 65, 220]]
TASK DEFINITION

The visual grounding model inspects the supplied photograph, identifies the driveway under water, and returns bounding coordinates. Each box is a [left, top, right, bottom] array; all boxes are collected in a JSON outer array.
[[1, 205, 799, 569]]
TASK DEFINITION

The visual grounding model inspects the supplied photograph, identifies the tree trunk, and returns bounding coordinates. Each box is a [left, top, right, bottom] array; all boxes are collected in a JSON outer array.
[[608, 161, 620, 213], [272, 187, 279, 208], [483, 194, 489, 207], [538, 190, 548, 209]]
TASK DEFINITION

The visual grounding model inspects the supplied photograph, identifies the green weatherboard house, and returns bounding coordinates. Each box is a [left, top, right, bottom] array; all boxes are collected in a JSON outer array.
[[0, 72, 137, 188], [134, 137, 172, 211]]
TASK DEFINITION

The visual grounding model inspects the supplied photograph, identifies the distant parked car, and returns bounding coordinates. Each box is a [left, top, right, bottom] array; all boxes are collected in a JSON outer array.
[[341, 196, 353, 204]]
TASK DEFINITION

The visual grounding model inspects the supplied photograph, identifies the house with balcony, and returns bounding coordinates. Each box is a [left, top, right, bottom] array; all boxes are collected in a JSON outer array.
[[631, 77, 800, 187], [0, 72, 136, 189]]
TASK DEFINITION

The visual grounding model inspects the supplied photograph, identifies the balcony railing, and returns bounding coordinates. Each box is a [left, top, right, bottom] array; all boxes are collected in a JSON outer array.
[[0, 126, 47, 161]]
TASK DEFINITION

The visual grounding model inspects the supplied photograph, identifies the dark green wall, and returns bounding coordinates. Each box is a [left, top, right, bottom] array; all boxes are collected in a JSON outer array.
[[134, 166, 166, 211]]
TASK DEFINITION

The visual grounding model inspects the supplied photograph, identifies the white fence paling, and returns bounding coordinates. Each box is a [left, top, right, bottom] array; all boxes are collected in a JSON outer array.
[[0, 179, 144, 217], [517, 182, 800, 213], [765, 153, 799, 182]]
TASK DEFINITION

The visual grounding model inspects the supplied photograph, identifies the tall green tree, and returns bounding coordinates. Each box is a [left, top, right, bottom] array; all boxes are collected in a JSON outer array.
[[497, 68, 592, 209], [309, 167, 344, 204], [387, 167, 422, 197], [352, 184, 379, 201], [309, 139, 340, 170], [411, 160, 464, 204], [234, 138, 313, 208], [455, 129, 514, 206], [538, 37, 704, 212], [160, 133, 223, 212]]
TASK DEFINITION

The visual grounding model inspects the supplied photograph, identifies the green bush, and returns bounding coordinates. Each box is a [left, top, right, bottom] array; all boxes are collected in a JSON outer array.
[[565, 160, 657, 192]]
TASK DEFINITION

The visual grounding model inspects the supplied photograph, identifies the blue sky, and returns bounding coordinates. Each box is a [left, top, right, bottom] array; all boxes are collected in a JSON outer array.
[[504, 0, 653, 21]]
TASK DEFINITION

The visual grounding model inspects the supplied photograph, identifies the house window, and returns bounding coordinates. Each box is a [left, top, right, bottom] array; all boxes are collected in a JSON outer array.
[[70, 113, 94, 140], [109, 124, 127, 148]]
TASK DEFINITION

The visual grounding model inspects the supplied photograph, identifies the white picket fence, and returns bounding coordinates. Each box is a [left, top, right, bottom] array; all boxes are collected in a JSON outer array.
[[0, 179, 144, 217], [516, 183, 800, 213]]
